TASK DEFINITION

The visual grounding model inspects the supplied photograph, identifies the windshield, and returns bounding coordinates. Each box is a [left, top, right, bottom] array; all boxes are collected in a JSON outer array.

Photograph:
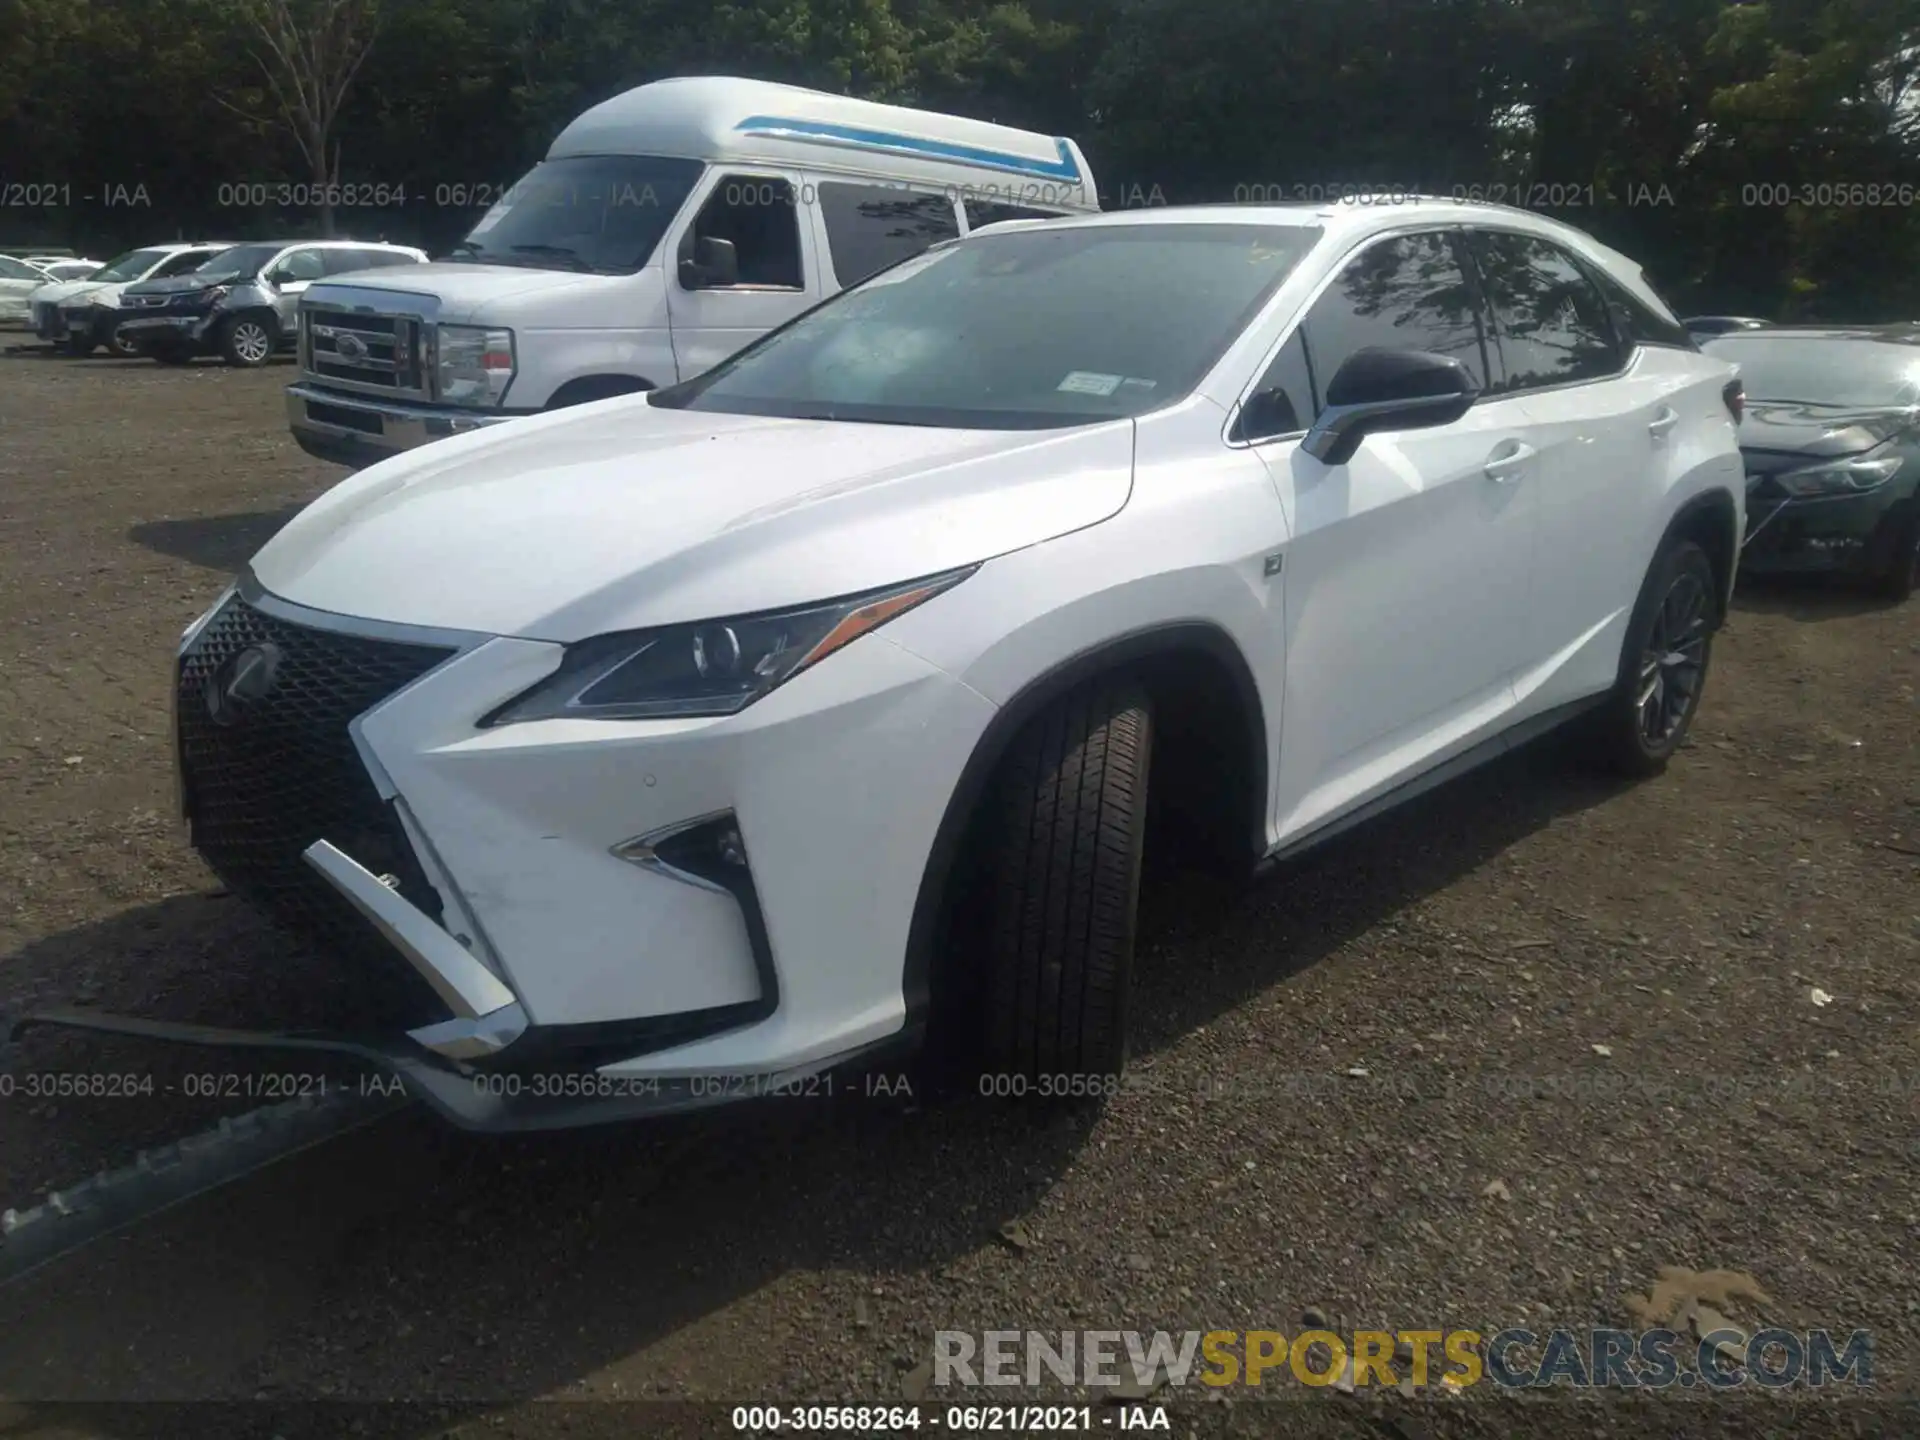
[[0, 255, 42, 280], [188, 243, 280, 282], [651, 222, 1323, 429], [451, 154, 704, 275], [1709, 336, 1920, 408], [90, 248, 172, 283]]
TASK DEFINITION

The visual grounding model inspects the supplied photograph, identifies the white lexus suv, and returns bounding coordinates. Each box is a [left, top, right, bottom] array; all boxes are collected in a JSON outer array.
[[150, 200, 1744, 1129]]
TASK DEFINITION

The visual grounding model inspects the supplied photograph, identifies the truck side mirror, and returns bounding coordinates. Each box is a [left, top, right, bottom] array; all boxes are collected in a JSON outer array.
[[680, 235, 739, 290]]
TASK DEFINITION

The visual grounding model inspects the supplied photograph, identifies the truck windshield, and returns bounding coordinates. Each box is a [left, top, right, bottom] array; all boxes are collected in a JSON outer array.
[[449, 155, 704, 275], [651, 222, 1323, 429]]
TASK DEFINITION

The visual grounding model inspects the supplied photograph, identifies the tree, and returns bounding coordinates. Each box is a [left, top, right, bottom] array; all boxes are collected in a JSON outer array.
[[214, 0, 382, 236]]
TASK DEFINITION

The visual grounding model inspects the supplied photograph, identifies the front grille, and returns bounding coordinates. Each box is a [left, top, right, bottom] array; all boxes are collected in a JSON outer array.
[[123, 293, 168, 309], [302, 306, 426, 398], [176, 594, 458, 1025]]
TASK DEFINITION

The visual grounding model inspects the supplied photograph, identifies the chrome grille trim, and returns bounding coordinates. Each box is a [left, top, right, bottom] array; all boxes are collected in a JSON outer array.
[[299, 299, 434, 401]]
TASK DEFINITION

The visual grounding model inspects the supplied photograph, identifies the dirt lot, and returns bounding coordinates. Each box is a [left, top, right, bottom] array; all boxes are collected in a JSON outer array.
[[0, 345, 1916, 1438]]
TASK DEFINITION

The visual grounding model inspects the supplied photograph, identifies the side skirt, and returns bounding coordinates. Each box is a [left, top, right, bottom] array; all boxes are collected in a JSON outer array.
[[1256, 693, 1609, 872]]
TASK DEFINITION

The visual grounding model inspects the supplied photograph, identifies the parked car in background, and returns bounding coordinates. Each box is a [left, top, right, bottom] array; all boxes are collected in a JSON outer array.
[[155, 200, 1742, 1129], [33, 243, 236, 353], [118, 240, 428, 367], [286, 75, 1099, 467], [0, 252, 53, 323], [31, 258, 102, 282], [1684, 315, 1770, 345], [1705, 325, 1920, 601]]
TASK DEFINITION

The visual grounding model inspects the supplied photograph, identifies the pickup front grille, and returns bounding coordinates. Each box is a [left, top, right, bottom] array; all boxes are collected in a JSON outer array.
[[302, 305, 428, 399]]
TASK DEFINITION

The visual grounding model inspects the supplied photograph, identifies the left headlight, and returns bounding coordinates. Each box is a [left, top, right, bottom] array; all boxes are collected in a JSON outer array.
[[484, 567, 976, 725], [1775, 453, 1903, 497], [436, 324, 515, 406]]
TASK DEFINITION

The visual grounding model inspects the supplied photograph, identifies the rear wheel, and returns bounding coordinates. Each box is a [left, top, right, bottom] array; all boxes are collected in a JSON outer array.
[[219, 314, 275, 368], [978, 681, 1152, 1091], [1590, 538, 1717, 777]]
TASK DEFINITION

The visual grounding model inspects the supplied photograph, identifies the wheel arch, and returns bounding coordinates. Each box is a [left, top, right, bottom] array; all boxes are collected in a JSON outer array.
[[1661, 485, 1741, 624], [545, 374, 656, 409], [900, 622, 1269, 1032]]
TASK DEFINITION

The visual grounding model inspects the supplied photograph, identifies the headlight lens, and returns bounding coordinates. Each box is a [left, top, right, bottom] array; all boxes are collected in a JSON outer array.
[[485, 568, 975, 725], [436, 324, 515, 406], [1775, 454, 1903, 496]]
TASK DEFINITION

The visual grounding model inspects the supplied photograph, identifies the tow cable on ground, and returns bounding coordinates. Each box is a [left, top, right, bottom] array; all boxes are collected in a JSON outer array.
[[0, 1010, 413, 1290]]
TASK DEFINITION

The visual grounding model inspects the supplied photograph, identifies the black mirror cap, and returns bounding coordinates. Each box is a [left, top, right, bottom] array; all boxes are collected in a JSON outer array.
[[680, 235, 740, 290], [1303, 348, 1481, 466], [1324, 346, 1480, 409]]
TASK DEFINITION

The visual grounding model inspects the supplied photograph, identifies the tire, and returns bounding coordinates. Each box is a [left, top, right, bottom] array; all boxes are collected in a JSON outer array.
[[1870, 509, 1919, 603], [978, 680, 1152, 1089], [218, 313, 275, 368], [1591, 538, 1717, 777], [104, 321, 141, 359]]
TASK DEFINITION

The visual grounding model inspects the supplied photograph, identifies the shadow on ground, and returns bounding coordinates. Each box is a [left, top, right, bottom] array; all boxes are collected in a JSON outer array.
[[128, 505, 307, 573], [0, 729, 1630, 1424], [1731, 571, 1901, 623]]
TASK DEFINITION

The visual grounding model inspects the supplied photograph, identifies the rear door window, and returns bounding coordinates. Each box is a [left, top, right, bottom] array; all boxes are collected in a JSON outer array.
[[1467, 230, 1626, 393], [818, 183, 960, 287]]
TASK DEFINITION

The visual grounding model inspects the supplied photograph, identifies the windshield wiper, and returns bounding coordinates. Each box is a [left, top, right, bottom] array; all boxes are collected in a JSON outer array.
[[446, 240, 489, 260], [508, 243, 598, 273]]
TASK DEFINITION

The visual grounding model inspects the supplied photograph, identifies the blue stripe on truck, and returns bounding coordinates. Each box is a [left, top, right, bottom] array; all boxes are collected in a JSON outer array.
[[732, 115, 1084, 185]]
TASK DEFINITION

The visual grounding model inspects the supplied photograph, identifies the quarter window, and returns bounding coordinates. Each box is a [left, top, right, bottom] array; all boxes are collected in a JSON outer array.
[[819, 183, 959, 287], [1587, 266, 1695, 351], [1469, 231, 1624, 393], [683, 175, 804, 289], [1242, 330, 1315, 440], [1297, 231, 1487, 419]]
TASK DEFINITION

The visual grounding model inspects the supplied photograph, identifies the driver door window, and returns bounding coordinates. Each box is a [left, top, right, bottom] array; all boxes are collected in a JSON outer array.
[[270, 249, 327, 285], [153, 251, 213, 279], [681, 175, 804, 290], [1299, 230, 1488, 408]]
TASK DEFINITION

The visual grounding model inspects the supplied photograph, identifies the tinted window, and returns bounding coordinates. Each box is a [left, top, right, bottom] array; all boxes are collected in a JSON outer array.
[[1298, 231, 1486, 416], [965, 200, 1064, 230], [819, 184, 959, 287], [1589, 268, 1694, 350], [1470, 231, 1623, 392], [1703, 336, 1920, 407], [456, 154, 703, 275], [274, 248, 328, 282], [682, 175, 804, 288], [1243, 331, 1315, 440], [653, 223, 1321, 430], [152, 251, 214, 279]]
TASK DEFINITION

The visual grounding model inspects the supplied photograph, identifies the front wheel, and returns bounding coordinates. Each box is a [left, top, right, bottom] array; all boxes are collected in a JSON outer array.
[[104, 320, 142, 359], [978, 680, 1152, 1091], [1590, 537, 1717, 777], [218, 314, 275, 368], [1871, 509, 1919, 603]]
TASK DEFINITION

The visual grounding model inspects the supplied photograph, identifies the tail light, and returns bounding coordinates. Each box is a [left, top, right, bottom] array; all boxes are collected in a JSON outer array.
[[1722, 377, 1745, 423]]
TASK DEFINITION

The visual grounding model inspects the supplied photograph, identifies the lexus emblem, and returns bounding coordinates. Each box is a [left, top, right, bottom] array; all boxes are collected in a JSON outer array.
[[204, 643, 282, 726], [335, 332, 368, 360]]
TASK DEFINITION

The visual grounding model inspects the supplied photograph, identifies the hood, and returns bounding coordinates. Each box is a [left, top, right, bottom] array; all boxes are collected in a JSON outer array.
[[251, 398, 1136, 641], [125, 272, 230, 296], [1736, 401, 1914, 468], [26, 279, 98, 306], [302, 262, 642, 326]]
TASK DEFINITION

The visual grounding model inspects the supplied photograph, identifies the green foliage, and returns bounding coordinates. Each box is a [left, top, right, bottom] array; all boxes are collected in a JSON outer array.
[[2, 0, 1918, 316]]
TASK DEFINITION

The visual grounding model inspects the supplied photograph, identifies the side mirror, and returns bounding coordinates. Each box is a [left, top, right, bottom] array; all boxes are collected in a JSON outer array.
[[1301, 348, 1480, 466], [679, 235, 739, 290]]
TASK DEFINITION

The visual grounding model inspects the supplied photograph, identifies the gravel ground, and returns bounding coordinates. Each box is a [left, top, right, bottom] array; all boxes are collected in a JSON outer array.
[[0, 345, 1916, 1439]]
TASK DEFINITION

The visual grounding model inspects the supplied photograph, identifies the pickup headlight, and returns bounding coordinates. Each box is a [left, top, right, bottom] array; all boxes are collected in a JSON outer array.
[[1774, 454, 1903, 496], [484, 568, 974, 725], [436, 324, 515, 406]]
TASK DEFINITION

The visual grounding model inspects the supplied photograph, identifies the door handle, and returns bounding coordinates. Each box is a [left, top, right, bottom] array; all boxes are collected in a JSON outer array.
[[1483, 442, 1536, 483], [1648, 407, 1680, 439]]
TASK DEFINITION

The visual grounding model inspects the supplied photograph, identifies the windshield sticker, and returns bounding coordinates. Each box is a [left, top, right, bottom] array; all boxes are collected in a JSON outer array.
[[1058, 371, 1124, 396]]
